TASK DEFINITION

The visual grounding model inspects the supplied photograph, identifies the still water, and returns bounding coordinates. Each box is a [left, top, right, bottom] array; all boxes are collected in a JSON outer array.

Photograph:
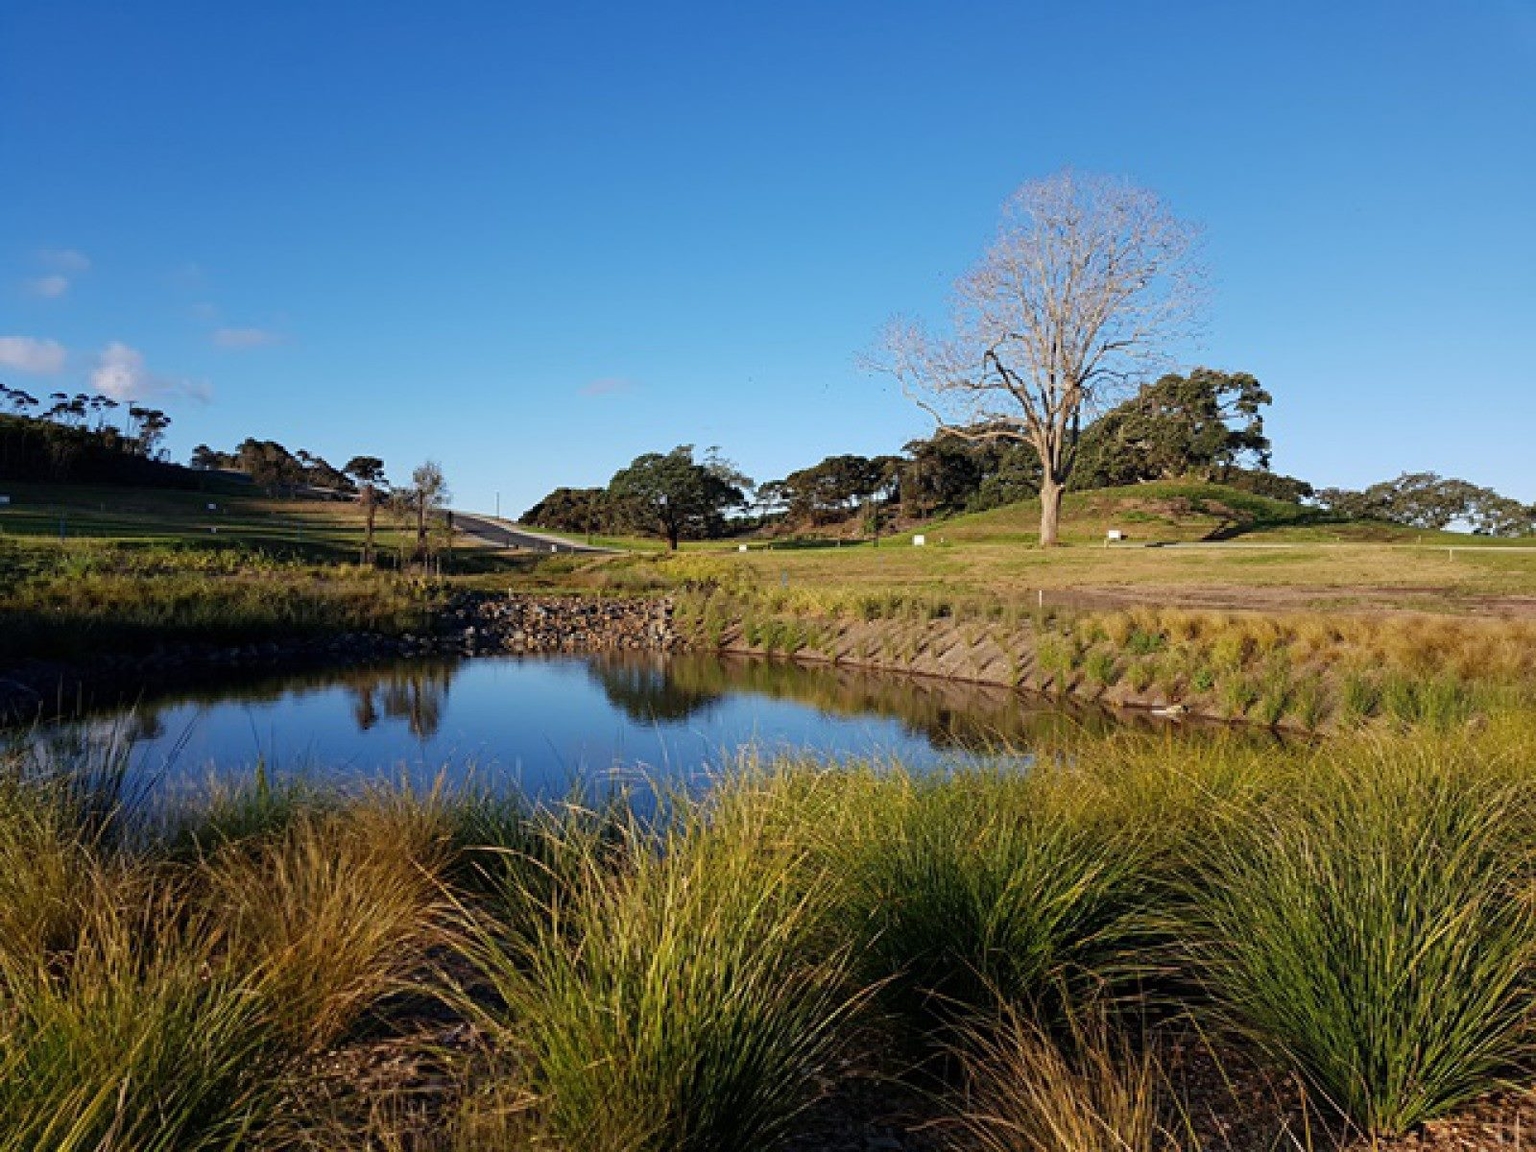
[[21, 653, 1143, 799]]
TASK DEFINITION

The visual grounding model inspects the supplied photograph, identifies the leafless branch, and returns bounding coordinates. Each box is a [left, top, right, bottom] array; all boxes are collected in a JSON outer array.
[[872, 170, 1205, 544]]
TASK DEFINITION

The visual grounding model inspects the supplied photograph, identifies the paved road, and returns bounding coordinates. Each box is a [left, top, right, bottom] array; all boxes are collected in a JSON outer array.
[[452, 512, 612, 554]]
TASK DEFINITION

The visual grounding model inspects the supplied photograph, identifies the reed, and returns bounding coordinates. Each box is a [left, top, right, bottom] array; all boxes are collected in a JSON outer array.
[[455, 777, 863, 1151], [950, 1001, 1174, 1152], [1181, 730, 1536, 1134]]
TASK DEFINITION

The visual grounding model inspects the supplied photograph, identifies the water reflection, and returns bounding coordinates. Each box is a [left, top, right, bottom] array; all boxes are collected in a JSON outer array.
[[587, 655, 725, 724], [7, 652, 1204, 797], [349, 663, 452, 738], [640, 653, 1131, 749]]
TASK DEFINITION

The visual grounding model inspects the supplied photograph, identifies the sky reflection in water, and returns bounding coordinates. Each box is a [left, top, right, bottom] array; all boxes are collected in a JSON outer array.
[[20, 653, 1134, 801]]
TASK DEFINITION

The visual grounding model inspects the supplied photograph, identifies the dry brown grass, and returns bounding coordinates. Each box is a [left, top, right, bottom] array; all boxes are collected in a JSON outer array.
[[1108, 608, 1536, 683], [953, 1002, 1176, 1152], [204, 793, 450, 1052]]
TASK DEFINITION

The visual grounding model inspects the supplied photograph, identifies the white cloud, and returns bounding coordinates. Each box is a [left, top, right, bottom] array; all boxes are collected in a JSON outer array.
[[212, 326, 280, 348], [40, 249, 90, 273], [0, 336, 67, 374], [23, 250, 91, 298], [26, 274, 70, 298], [90, 342, 146, 399], [90, 341, 211, 403], [579, 376, 633, 397]]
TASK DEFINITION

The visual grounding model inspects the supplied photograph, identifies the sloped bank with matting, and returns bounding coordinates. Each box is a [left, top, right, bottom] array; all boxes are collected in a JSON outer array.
[[666, 588, 1530, 732]]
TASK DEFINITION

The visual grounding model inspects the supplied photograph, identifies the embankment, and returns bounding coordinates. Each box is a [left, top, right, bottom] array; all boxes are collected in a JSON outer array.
[[0, 592, 674, 724]]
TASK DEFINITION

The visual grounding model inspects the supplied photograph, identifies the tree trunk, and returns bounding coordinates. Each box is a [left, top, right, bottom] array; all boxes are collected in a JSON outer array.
[[667, 528, 679, 551], [363, 487, 376, 564], [1039, 476, 1064, 548]]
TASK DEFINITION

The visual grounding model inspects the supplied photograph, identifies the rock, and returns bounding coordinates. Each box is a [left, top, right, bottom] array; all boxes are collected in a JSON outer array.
[[447, 593, 678, 655]]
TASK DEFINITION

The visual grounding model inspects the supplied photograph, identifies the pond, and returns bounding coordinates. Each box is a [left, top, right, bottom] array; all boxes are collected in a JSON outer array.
[[15, 652, 1165, 800]]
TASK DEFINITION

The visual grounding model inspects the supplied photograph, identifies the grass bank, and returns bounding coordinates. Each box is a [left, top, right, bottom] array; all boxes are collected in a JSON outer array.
[[572, 553, 1535, 731], [2, 711, 1534, 1149], [0, 538, 443, 662]]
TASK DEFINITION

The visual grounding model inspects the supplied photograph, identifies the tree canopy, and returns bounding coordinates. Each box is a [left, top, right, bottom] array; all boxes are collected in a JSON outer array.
[[0, 383, 186, 486], [878, 170, 1204, 545], [608, 445, 750, 550], [1071, 368, 1272, 489], [191, 438, 356, 495], [522, 486, 613, 535], [1318, 473, 1535, 536], [764, 454, 902, 525]]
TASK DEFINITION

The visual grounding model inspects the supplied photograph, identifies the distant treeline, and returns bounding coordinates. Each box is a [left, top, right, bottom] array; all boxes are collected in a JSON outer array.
[[190, 440, 358, 496], [523, 368, 1535, 540], [0, 384, 191, 487], [0, 381, 395, 502], [524, 369, 1312, 538]]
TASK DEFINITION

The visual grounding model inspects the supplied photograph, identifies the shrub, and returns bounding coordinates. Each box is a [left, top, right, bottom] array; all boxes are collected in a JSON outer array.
[[458, 787, 860, 1152], [1339, 670, 1380, 721], [1289, 676, 1327, 730], [831, 767, 1156, 1040], [1126, 661, 1155, 693], [1254, 662, 1292, 727], [1084, 649, 1118, 688], [1182, 738, 1536, 1134], [1219, 675, 1257, 718], [1036, 634, 1076, 691]]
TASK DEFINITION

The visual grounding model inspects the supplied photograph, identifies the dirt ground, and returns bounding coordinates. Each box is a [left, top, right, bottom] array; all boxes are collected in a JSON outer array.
[[1035, 583, 1536, 619], [311, 1017, 1536, 1152]]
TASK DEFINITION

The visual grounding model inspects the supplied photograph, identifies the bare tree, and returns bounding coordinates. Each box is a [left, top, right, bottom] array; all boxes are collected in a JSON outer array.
[[404, 460, 450, 563], [876, 170, 1204, 546]]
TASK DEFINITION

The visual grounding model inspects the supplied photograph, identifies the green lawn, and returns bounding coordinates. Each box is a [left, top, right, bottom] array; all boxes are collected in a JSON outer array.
[[557, 480, 1536, 615], [0, 480, 529, 569]]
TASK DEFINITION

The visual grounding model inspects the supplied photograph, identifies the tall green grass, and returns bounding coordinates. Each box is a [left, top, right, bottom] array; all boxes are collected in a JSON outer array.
[[0, 879, 286, 1152], [3, 716, 1536, 1146], [205, 797, 448, 1053], [822, 762, 1162, 1041], [456, 777, 863, 1151], [1182, 729, 1536, 1135], [0, 755, 460, 1151]]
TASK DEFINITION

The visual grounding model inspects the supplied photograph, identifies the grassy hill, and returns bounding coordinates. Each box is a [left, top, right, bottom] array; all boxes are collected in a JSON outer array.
[[926, 480, 1487, 546], [0, 480, 396, 561], [529, 480, 1413, 553]]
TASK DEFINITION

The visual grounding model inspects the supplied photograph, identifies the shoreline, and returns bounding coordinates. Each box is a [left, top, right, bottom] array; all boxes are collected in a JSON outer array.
[[2, 590, 1309, 732]]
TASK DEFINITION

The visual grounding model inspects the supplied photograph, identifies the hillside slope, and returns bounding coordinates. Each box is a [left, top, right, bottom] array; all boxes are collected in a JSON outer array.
[[926, 481, 1481, 546], [0, 480, 415, 562]]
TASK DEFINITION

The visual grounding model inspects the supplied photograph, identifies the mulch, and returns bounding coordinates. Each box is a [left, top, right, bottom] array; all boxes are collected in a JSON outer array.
[[298, 1015, 1536, 1151]]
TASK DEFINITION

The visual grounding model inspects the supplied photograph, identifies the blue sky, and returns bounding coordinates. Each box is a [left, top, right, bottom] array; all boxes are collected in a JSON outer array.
[[3, 0, 1533, 515]]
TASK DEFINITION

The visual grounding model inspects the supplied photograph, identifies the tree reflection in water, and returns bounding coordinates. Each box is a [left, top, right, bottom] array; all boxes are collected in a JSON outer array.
[[586, 654, 725, 724], [346, 663, 452, 739], [652, 653, 1125, 751], [10, 651, 1241, 784], [584, 651, 1141, 752]]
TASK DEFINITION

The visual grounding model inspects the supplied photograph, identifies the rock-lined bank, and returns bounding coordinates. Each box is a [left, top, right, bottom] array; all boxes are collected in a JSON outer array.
[[447, 593, 677, 655], [0, 593, 678, 725]]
